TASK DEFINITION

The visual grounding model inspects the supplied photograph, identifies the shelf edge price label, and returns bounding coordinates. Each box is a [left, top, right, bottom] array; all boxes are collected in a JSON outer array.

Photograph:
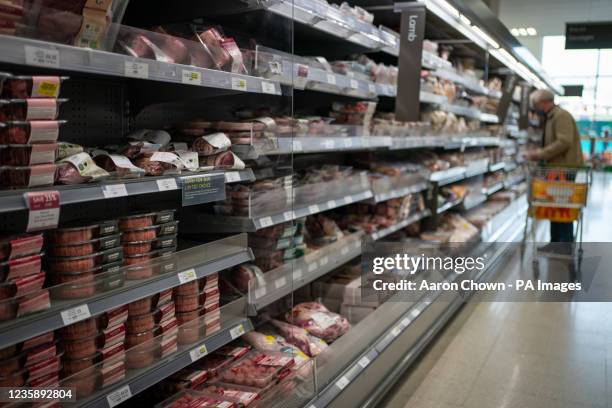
[[391, 326, 402, 337], [254, 287, 267, 300], [259, 216, 273, 228], [177, 268, 197, 284], [231, 77, 247, 91], [368, 83, 376, 93], [308, 262, 317, 273], [308, 204, 319, 214], [320, 256, 329, 266], [293, 268, 303, 280], [189, 344, 208, 362], [157, 178, 178, 191], [24, 190, 60, 232], [350, 79, 359, 89], [107, 385, 132, 408], [225, 171, 241, 183], [358, 356, 371, 368], [326, 74, 337, 85], [292, 140, 303, 152], [61, 304, 91, 326], [401, 317, 411, 327], [282, 211, 293, 222], [335, 376, 350, 390], [344, 139, 353, 148], [230, 324, 245, 339], [102, 184, 128, 199], [340, 247, 349, 256], [181, 69, 202, 85], [124, 61, 149, 79], [275, 277, 288, 289], [25, 46, 60, 68], [326, 200, 336, 209], [261, 81, 277, 94], [344, 196, 353, 205]]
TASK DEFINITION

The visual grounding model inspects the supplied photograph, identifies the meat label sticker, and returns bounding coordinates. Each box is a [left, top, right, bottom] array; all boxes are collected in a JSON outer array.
[[102, 184, 128, 199], [177, 268, 197, 284], [124, 61, 149, 79], [106, 385, 132, 407], [24, 191, 60, 232], [25, 46, 60, 68], [230, 324, 245, 339], [311, 312, 336, 330], [156, 178, 178, 191], [261, 81, 276, 94], [326, 74, 336, 85], [181, 69, 201, 85], [189, 344, 208, 362], [32, 77, 60, 97], [60, 304, 91, 326], [231, 77, 247, 91]]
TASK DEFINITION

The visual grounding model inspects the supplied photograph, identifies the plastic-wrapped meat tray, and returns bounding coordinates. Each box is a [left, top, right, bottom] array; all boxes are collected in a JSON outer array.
[[156, 389, 238, 408], [1, 141, 60, 166], [0, 99, 67, 121], [0, 163, 56, 188], [1, 76, 68, 99], [0, 121, 65, 144], [219, 351, 294, 390]]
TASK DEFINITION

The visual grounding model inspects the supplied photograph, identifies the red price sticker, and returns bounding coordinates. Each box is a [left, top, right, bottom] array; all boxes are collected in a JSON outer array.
[[24, 191, 60, 232]]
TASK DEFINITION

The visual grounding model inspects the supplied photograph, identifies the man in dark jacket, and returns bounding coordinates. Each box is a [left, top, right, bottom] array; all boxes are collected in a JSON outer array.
[[524, 89, 583, 245]]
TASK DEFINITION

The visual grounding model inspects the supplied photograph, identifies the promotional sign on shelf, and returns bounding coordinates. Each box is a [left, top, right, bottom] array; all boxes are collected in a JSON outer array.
[[24, 191, 60, 232]]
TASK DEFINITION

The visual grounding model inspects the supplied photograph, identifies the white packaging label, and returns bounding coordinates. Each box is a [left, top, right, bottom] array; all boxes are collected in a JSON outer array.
[[259, 217, 273, 228], [231, 77, 247, 91], [124, 61, 149, 79], [308, 204, 319, 214], [336, 376, 350, 390], [358, 356, 371, 368], [25, 46, 59, 68], [61, 152, 109, 181], [230, 324, 245, 339], [308, 262, 317, 272], [261, 81, 276, 94], [60, 304, 91, 326], [26, 100, 57, 120], [102, 184, 128, 199], [327, 200, 336, 208], [225, 171, 240, 183], [106, 154, 145, 174], [29, 121, 59, 142], [156, 178, 178, 191], [326, 74, 336, 85], [275, 277, 287, 289], [182, 69, 202, 85], [107, 385, 132, 407], [310, 312, 336, 330], [175, 151, 199, 171], [150, 152, 183, 168], [189, 344, 208, 362], [177, 268, 197, 284], [350, 79, 359, 89]]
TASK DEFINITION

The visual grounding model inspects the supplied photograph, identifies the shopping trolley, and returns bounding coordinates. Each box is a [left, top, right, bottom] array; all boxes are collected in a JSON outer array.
[[523, 164, 591, 270]]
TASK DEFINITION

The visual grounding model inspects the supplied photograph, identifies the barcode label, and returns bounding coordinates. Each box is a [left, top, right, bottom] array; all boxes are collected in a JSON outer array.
[[124, 61, 149, 79], [327, 200, 336, 208], [177, 268, 197, 284], [308, 204, 320, 214], [350, 79, 359, 89], [182, 70, 202, 85], [261, 81, 276, 94], [336, 376, 350, 390], [60, 304, 91, 326], [157, 178, 178, 191], [25, 46, 59, 68], [102, 184, 128, 198], [230, 324, 245, 339], [225, 172, 240, 183], [275, 277, 288, 289], [189, 344, 208, 362], [107, 385, 132, 407], [231, 77, 247, 91], [358, 356, 371, 368]]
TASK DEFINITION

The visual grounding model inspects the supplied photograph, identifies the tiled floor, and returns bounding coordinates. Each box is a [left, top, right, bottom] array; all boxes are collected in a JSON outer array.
[[381, 173, 612, 408]]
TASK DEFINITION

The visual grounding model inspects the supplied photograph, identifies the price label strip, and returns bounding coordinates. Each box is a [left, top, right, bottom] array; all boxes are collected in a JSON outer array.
[[106, 385, 132, 408], [102, 184, 128, 199], [124, 61, 149, 79], [24, 191, 60, 232], [156, 178, 178, 191], [25, 46, 60, 68], [182, 70, 202, 85], [259, 217, 274, 228], [261, 81, 277, 94], [335, 376, 350, 390], [230, 324, 245, 339], [231, 77, 247, 91], [177, 268, 197, 284], [189, 344, 208, 362], [60, 304, 91, 326]]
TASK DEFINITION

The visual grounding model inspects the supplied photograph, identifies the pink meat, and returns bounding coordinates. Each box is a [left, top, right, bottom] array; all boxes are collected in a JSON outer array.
[[55, 162, 88, 185], [285, 302, 349, 343], [269, 319, 328, 357], [133, 155, 166, 176]]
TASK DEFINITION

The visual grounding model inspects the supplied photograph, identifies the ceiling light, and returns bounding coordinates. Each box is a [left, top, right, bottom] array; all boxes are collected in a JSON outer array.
[[526, 27, 537, 36], [518, 28, 528, 36], [510, 28, 519, 36]]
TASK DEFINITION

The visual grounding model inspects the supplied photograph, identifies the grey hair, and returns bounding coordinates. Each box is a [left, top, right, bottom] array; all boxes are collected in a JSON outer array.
[[530, 89, 555, 105]]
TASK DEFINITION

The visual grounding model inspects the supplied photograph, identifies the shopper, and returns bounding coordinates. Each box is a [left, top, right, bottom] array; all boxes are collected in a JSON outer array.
[[524, 89, 583, 246]]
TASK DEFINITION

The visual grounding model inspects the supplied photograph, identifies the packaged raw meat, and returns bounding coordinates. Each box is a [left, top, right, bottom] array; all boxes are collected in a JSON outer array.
[[125, 342, 157, 368], [194, 27, 231, 70], [121, 221, 179, 242], [199, 151, 245, 170], [119, 210, 175, 229], [0, 164, 56, 188], [46, 221, 118, 244], [125, 327, 156, 349], [190, 133, 231, 156], [150, 26, 192, 65], [47, 233, 120, 257], [56, 142, 83, 160], [230, 264, 265, 294], [268, 319, 328, 357], [0, 234, 43, 261], [0, 272, 45, 300], [156, 389, 237, 408], [97, 305, 129, 329], [0, 253, 42, 281], [0, 99, 67, 121], [118, 33, 172, 63], [220, 38, 247, 74], [134, 151, 183, 176], [285, 302, 349, 342], [0, 121, 65, 144], [46, 247, 123, 273], [73, 0, 114, 49], [198, 383, 259, 407], [219, 350, 294, 389], [1, 76, 67, 99], [0, 142, 57, 165], [63, 352, 100, 376], [55, 152, 110, 184], [126, 309, 157, 333], [122, 234, 177, 256], [164, 367, 209, 392], [93, 153, 145, 178], [0, 289, 50, 321], [127, 129, 172, 147]]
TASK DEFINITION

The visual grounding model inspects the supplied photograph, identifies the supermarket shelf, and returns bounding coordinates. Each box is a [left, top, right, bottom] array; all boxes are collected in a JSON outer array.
[[232, 136, 391, 159], [419, 91, 449, 105], [480, 112, 501, 123], [305, 200, 527, 407], [483, 182, 504, 196], [489, 161, 506, 172], [80, 299, 253, 408], [369, 210, 432, 240], [481, 195, 528, 242], [432, 68, 502, 99], [504, 175, 526, 189], [0, 235, 253, 349], [183, 188, 374, 233], [421, 51, 452, 70], [461, 194, 488, 212], [430, 167, 467, 186], [248, 233, 363, 313], [505, 162, 519, 172], [0, 35, 282, 95], [437, 198, 464, 214], [0, 169, 253, 215], [371, 181, 429, 203]]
